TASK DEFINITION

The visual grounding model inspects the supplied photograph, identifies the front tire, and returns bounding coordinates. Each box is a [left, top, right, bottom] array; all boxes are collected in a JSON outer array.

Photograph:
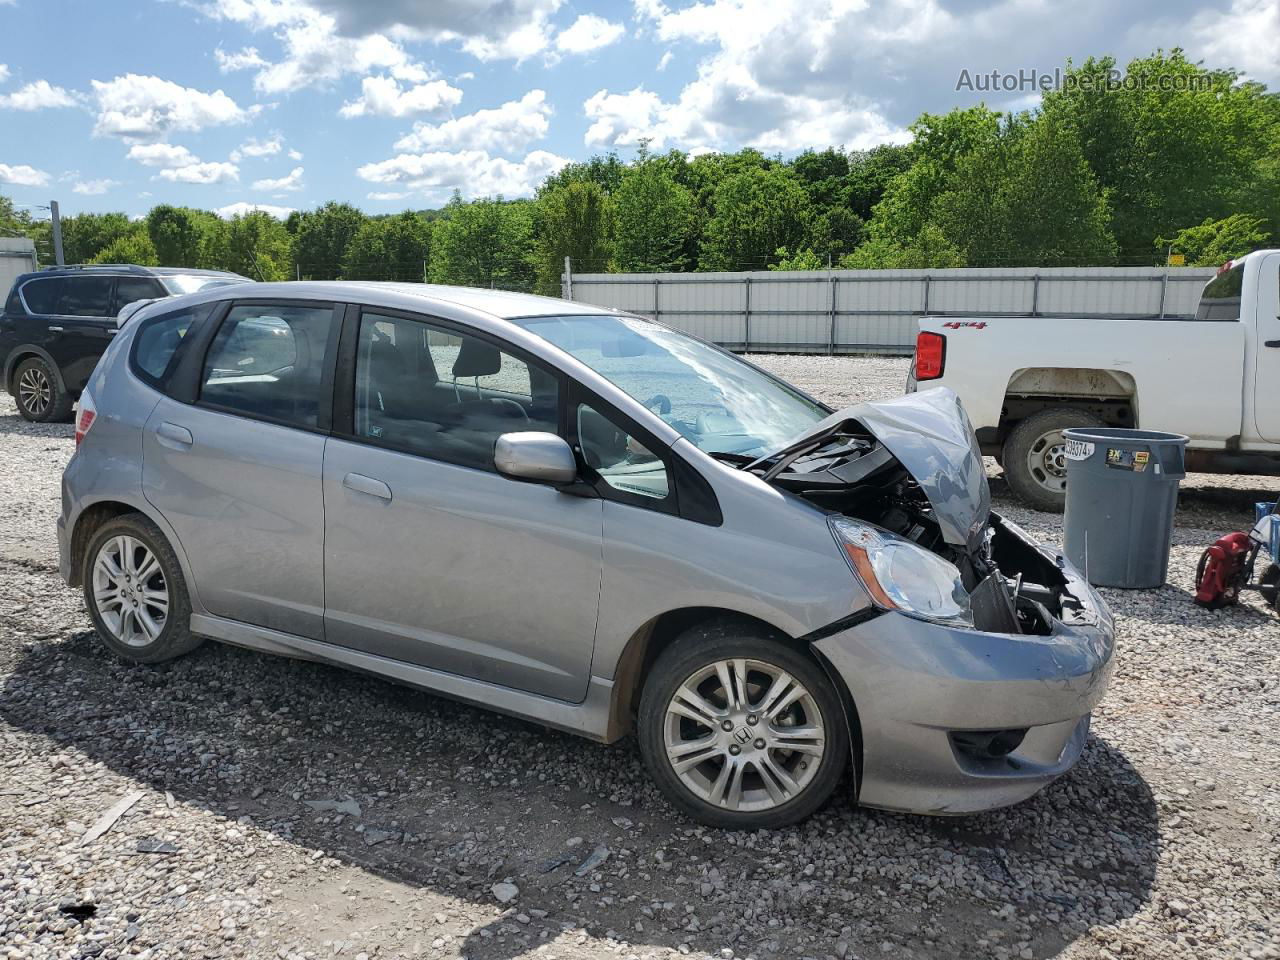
[[13, 356, 74, 423], [83, 513, 203, 664], [1002, 407, 1106, 512], [638, 621, 849, 829]]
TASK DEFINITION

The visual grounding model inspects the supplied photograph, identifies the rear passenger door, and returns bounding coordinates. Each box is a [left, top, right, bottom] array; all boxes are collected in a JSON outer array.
[[142, 300, 341, 640], [47, 275, 120, 391], [321, 307, 604, 702]]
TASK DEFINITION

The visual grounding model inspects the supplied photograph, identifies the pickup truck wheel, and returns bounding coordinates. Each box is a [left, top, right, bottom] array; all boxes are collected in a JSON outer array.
[[1003, 408, 1106, 512]]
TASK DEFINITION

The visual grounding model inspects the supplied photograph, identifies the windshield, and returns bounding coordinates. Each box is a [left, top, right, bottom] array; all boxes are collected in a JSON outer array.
[[163, 275, 249, 295], [516, 314, 829, 456]]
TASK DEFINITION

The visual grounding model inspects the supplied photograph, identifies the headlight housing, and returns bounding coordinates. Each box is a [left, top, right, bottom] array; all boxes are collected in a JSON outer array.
[[829, 516, 972, 627]]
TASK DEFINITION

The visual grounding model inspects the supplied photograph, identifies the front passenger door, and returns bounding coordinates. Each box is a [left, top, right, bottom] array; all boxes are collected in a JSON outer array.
[[322, 309, 604, 702]]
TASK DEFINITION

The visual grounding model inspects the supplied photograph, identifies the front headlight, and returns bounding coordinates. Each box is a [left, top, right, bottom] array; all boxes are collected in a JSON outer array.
[[829, 516, 972, 627]]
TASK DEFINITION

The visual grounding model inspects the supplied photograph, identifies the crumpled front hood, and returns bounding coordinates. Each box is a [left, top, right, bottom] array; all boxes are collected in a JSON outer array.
[[782, 387, 991, 549]]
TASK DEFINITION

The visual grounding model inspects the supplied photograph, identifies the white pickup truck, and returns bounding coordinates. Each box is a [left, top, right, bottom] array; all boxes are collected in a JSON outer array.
[[907, 249, 1280, 510]]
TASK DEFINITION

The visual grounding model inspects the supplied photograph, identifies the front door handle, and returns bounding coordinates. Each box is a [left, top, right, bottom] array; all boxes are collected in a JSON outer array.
[[343, 472, 392, 501], [155, 421, 193, 450], [1265, 339, 1280, 348], [47, 325, 64, 333]]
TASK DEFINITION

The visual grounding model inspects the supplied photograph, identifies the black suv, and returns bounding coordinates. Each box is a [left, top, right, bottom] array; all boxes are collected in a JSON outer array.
[[1, 264, 250, 421]]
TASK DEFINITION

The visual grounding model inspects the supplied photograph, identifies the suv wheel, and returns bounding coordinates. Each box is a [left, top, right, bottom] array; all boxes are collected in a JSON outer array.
[[638, 621, 849, 829], [13, 356, 74, 423], [83, 513, 203, 664], [1002, 407, 1106, 512]]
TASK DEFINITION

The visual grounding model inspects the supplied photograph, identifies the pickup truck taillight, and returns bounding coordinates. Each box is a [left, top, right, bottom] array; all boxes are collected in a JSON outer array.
[[915, 331, 946, 380]]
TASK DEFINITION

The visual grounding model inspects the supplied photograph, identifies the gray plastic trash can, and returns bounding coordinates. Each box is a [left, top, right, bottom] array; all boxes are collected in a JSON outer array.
[[1062, 427, 1189, 588]]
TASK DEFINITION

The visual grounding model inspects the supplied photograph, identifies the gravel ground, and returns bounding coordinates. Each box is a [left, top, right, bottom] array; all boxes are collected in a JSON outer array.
[[1, 357, 1278, 960]]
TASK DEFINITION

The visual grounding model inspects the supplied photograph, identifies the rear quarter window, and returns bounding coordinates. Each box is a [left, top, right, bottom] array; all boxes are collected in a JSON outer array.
[[130, 303, 211, 388], [1196, 263, 1245, 321], [19, 277, 63, 314]]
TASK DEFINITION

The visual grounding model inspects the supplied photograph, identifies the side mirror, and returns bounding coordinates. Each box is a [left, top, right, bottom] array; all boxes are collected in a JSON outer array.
[[494, 432, 578, 485]]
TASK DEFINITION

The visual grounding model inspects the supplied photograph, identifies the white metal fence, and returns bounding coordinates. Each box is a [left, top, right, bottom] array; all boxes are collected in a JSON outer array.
[[561, 265, 1218, 354]]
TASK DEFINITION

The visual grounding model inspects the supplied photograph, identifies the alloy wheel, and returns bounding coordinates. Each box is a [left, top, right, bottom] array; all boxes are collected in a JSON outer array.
[[663, 658, 826, 812], [18, 366, 51, 417], [91, 535, 169, 647]]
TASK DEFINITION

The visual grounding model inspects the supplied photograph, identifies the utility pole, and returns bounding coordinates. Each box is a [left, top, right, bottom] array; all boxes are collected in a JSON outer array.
[[50, 200, 65, 266], [564, 255, 573, 300]]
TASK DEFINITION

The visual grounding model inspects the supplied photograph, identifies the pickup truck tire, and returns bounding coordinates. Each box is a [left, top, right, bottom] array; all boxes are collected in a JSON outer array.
[[1002, 407, 1106, 512]]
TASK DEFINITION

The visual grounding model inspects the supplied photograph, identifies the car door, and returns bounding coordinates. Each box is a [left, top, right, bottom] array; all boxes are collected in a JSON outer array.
[[322, 307, 604, 702], [1253, 253, 1280, 443], [48, 275, 120, 391], [142, 299, 341, 640]]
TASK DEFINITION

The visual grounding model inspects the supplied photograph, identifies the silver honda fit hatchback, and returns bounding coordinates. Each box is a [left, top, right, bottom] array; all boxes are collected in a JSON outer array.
[[59, 283, 1114, 828]]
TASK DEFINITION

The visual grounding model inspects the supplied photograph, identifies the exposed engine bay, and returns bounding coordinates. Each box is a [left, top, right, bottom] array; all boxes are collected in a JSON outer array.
[[733, 420, 1081, 636]]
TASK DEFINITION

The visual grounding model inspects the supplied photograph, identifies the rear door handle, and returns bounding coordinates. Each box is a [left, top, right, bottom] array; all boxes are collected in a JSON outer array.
[[343, 472, 392, 501], [155, 421, 193, 450], [1265, 340, 1280, 348], [47, 325, 64, 333]]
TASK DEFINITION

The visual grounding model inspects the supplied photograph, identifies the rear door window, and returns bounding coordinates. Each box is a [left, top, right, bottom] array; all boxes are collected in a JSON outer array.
[[200, 303, 338, 429], [56, 276, 115, 317], [19, 277, 63, 315], [114, 277, 166, 313]]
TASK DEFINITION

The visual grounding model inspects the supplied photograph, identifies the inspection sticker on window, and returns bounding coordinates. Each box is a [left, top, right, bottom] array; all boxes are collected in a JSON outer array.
[[1064, 439, 1095, 461]]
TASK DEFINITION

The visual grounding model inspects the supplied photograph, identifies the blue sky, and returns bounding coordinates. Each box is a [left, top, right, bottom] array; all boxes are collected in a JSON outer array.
[[1, 0, 1275, 218]]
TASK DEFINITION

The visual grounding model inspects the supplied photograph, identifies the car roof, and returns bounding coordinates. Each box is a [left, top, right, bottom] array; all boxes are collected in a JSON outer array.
[[201, 280, 622, 321], [23, 265, 249, 280]]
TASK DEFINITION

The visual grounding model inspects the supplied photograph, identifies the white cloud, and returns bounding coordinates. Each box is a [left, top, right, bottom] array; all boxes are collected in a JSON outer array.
[[555, 14, 624, 54], [0, 65, 9, 83], [157, 161, 241, 184], [287, 148, 303, 160], [367, 190, 409, 200], [0, 163, 50, 187], [232, 134, 285, 161], [126, 143, 200, 167], [393, 90, 550, 153], [216, 46, 268, 72], [0, 80, 81, 110], [72, 178, 120, 195], [216, 201, 295, 219], [1191, 0, 1280, 86], [91, 74, 249, 141], [253, 166, 304, 191], [339, 75, 463, 118], [357, 148, 568, 199], [657, 51, 673, 71]]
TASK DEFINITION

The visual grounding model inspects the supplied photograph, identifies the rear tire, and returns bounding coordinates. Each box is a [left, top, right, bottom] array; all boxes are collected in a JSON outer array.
[[83, 513, 203, 664], [1002, 407, 1106, 513], [13, 356, 74, 423], [637, 620, 849, 829]]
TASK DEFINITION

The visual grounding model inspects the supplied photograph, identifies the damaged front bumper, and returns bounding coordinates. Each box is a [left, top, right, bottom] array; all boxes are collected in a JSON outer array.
[[814, 519, 1115, 816]]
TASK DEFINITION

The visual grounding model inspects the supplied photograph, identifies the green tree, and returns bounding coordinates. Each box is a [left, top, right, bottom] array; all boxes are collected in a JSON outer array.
[[612, 158, 696, 273], [292, 201, 366, 279], [0, 193, 36, 237], [1042, 51, 1280, 260], [932, 112, 1116, 266], [532, 181, 613, 295], [428, 195, 535, 291], [1157, 214, 1272, 266], [88, 226, 159, 266], [146, 205, 213, 267], [700, 166, 812, 270], [540, 152, 626, 195], [845, 144, 913, 222], [205, 211, 292, 280], [769, 247, 826, 271], [840, 224, 966, 269], [342, 212, 432, 280], [57, 212, 134, 264]]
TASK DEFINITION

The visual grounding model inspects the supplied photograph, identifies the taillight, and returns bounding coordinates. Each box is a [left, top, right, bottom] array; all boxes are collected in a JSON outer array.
[[75, 390, 97, 448], [915, 331, 946, 381]]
